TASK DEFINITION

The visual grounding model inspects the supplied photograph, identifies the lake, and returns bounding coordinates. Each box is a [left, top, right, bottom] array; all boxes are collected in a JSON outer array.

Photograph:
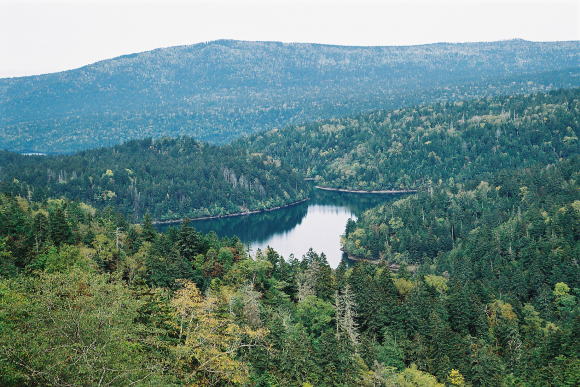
[[157, 189, 407, 268]]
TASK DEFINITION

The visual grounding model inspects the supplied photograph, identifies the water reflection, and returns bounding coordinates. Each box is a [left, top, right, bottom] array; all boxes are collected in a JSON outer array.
[[179, 203, 309, 243], [157, 189, 407, 267], [250, 203, 357, 267]]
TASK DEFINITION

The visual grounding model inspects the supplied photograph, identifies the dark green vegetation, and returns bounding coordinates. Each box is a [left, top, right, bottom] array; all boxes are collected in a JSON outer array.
[[344, 157, 579, 265], [340, 158, 580, 385], [0, 48, 580, 387], [1, 158, 578, 386], [3, 89, 576, 224], [247, 88, 579, 190], [0, 137, 307, 221], [1, 39, 579, 153]]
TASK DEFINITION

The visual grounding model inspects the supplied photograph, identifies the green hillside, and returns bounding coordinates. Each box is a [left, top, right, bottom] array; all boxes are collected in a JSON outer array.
[[0, 137, 308, 221], [247, 88, 579, 190]]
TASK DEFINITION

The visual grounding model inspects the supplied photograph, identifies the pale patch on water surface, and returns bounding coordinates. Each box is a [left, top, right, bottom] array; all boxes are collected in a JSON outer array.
[[250, 204, 356, 268], [156, 189, 408, 268]]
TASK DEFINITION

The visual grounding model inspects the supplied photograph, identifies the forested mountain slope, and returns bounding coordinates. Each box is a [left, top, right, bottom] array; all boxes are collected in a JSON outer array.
[[1, 39, 579, 153], [0, 160, 578, 385], [0, 137, 307, 221], [339, 158, 580, 384], [246, 88, 579, 190], [343, 157, 579, 264], [2, 89, 577, 222]]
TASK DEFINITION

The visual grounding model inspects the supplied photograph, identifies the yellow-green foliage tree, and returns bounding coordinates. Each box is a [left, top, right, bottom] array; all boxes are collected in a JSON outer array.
[[170, 279, 267, 385], [448, 369, 466, 386]]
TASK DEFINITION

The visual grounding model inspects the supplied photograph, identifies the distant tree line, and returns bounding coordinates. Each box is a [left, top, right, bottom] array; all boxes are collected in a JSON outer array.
[[1, 40, 578, 153]]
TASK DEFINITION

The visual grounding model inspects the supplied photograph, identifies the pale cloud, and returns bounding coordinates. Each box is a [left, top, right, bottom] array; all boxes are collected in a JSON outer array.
[[0, 0, 578, 77]]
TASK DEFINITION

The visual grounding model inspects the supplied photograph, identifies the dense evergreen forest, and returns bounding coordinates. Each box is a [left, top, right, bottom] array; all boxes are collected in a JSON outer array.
[[2, 89, 577, 224], [0, 49, 578, 384], [246, 88, 579, 190], [0, 137, 308, 221], [0, 157, 578, 386], [1, 39, 578, 153]]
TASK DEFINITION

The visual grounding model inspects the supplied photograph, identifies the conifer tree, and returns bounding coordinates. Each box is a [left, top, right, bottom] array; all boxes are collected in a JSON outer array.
[[48, 206, 72, 246], [141, 213, 156, 242], [335, 284, 360, 347]]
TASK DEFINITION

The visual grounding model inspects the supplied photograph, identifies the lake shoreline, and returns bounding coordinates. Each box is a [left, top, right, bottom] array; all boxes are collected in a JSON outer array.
[[152, 198, 310, 225], [152, 185, 416, 225], [315, 186, 418, 194]]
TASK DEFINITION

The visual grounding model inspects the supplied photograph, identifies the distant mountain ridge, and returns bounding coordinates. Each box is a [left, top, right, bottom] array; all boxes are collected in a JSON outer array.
[[1, 39, 579, 153]]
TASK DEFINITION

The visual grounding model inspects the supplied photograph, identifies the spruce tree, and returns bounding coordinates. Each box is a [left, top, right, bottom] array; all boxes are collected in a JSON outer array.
[[48, 206, 72, 247]]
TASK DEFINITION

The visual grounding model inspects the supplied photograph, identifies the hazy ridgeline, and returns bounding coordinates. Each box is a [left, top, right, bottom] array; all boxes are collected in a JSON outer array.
[[1, 39, 578, 153]]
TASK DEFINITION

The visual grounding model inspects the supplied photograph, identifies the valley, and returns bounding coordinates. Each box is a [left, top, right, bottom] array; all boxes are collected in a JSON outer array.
[[156, 187, 406, 268], [0, 37, 578, 387]]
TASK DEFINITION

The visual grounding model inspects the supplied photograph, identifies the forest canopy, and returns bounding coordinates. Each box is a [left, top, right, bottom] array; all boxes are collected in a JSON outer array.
[[246, 88, 579, 191], [0, 83, 578, 385], [0, 137, 308, 222]]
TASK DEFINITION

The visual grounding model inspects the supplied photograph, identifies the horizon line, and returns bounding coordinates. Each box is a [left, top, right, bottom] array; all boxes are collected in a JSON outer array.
[[2, 37, 579, 80]]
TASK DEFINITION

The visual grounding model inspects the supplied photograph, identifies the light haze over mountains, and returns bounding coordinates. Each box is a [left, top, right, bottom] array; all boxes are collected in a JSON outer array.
[[0, 38, 578, 153]]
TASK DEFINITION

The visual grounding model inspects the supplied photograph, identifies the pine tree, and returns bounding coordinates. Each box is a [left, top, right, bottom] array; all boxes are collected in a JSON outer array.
[[177, 219, 202, 260], [369, 265, 400, 335], [48, 206, 72, 246], [141, 213, 156, 242]]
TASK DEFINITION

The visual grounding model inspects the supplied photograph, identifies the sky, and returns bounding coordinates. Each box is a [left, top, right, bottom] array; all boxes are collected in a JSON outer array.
[[0, 0, 578, 78]]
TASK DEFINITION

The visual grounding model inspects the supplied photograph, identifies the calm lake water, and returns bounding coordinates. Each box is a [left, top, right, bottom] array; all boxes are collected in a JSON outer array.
[[157, 189, 407, 268]]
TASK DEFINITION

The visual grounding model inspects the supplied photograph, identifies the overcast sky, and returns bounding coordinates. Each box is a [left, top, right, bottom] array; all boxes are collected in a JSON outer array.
[[0, 0, 578, 78]]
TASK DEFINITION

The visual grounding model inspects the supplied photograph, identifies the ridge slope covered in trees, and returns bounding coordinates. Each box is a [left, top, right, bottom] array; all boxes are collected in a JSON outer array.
[[1, 39, 579, 153], [0, 157, 577, 385], [2, 89, 577, 223], [0, 137, 307, 221], [247, 88, 579, 190]]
